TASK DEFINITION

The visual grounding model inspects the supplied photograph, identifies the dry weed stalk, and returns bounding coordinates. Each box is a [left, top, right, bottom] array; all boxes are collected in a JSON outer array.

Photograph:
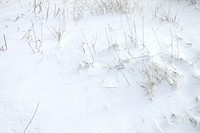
[[0, 34, 8, 51], [21, 21, 43, 53], [23, 103, 39, 133], [3, 34, 7, 50], [81, 30, 96, 63], [17, 0, 23, 9]]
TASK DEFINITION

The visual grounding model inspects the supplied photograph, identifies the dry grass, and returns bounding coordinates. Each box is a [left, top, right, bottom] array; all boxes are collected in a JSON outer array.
[[141, 62, 179, 100], [153, 2, 178, 24], [71, 0, 142, 21], [87, 0, 139, 15]]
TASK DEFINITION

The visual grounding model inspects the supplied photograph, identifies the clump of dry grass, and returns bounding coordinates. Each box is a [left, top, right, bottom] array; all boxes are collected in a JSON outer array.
[[153, 2, 178, 24], [188, 0, 200, 5], [71, 0, 142, 21], [72, 0, 86, 21], [87, 0, 140, 15], [140, 62, 179, 100], [190, 117, 200, 129]]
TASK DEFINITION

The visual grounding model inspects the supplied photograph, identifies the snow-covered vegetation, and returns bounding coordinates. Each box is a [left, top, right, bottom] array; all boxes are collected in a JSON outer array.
[[0, 0, 200, 132]]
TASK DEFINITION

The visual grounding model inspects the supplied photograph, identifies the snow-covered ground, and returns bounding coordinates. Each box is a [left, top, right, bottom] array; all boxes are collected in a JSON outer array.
[[1, 0, 200, 132]]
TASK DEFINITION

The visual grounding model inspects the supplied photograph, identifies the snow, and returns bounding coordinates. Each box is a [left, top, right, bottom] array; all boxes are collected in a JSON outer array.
[[0, 0, 200, 132]]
